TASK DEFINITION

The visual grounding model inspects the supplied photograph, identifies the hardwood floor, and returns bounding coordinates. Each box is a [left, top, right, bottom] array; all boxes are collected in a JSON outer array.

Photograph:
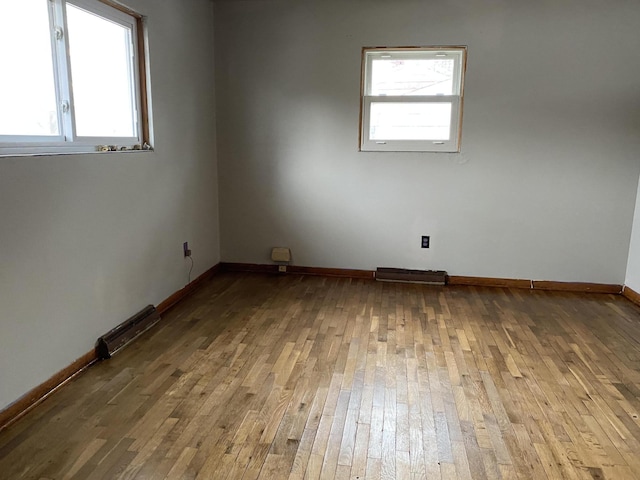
[[2, 272, 640, 479]]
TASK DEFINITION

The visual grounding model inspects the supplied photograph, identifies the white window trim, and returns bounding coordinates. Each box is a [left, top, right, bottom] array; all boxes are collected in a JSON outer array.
[[359, 46, 467, 153], [0, 0, 149, 157]]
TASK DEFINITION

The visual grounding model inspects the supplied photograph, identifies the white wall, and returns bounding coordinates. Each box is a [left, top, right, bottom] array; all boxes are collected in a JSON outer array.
[[215, 0, 640, 284], [625, 179, 640, 291], [0, 0, 219, 411]]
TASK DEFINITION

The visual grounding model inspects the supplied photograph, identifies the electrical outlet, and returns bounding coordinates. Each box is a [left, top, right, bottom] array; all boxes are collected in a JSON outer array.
[[421, 236, 430, 248], [183, 241, 192, 257]]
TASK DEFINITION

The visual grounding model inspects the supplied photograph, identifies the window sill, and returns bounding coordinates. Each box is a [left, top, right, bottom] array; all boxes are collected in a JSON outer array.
[[359, 147, 461, 153], [0, 145, 154, 158]]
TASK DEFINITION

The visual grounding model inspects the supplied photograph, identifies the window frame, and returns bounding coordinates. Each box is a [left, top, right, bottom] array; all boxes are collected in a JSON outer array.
[[359, 46, 467, 153], [0, 0, 151, 157]]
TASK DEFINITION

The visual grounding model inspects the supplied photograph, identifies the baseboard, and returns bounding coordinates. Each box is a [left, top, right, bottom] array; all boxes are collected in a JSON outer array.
[[448, 276, 531, 289], [223, 263, 622, 294], [157, 262, 222, 314], [289, 265, 374, 279], [532, 281, 622, 294], [221, 262, 279, 274], [221, 262, 374, 279], [1, 262, 223, 432], [0, 350, 97, 432], [449, 276, 621, 294], [623, 286, 640, 307]]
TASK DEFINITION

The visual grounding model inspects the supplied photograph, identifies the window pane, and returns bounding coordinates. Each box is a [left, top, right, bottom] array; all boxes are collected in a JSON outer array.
[[66, 4, 136, 137], [371, 58, 455, 96], [370, 102, 451, 141], [0, 0, 59, 136]]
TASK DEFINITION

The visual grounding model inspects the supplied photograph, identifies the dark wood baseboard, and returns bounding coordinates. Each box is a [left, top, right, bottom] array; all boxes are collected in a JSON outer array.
[[289, 265, 374, 279], [223, 263, 622, 294], [532, 280, 622, 294], [448, 276, 531, 289], [157, 263, 222, 314], [448, 276, 621, 294], [221, 262, 279, 274], [623, 286, 640, 307], [0, 350, 97, 432], [221, 262, 374, 279]]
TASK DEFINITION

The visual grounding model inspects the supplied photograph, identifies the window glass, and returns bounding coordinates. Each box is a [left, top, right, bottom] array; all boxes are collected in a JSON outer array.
[[0, 0, 59, 136], [66, 3, 136, 137], [370, 58, 455, 96], [370, 102, 452, 141]]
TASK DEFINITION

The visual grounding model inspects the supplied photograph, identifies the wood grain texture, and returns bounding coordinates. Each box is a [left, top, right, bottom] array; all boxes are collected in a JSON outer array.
[[0, 263, 221, 432], [0, 350, 97, 432], [99, 0, 142, 18], [449, 276, 622, 294], [532, 280, 622, 294], [623, 285, 640, 306], [447, 275, 531, 289], [224, 265, 621, 293], [2, 273, 640, 479], [222, 262, 374, 279], [157, 263, 222, 314]]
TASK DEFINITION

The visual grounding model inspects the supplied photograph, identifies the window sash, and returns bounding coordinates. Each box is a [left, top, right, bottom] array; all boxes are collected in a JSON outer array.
[[361, 96, 461, 152], [66, 0, 140, 142], [0, 0, 143, 155], [364, 49, 464, 98]]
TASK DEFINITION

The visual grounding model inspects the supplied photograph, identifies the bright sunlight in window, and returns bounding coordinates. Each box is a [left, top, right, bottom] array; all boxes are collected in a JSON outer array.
[[0, 0, 149, 156], [0, 0, 59, 137], [360, 47, 466, 153]]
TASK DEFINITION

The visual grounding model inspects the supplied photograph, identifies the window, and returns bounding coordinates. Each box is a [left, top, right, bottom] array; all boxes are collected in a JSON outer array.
[[360, 47, 466, 153], [0, 0, 149, 156]]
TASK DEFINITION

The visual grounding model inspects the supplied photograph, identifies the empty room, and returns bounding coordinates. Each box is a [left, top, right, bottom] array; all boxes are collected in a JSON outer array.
[[2, 0, 640, 478]]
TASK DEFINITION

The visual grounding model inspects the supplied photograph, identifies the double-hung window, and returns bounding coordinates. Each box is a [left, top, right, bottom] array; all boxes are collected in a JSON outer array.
[[360, 47, 466, 153], [0, 0, 148, 156]]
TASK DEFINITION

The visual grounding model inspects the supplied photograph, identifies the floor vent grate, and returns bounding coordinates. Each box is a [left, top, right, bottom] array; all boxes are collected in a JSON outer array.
[[96, 305, 160, 359], [375, 268, 447, 285]]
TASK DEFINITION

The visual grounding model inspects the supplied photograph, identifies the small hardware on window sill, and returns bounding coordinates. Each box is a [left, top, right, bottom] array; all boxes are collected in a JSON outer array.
[[97, 143, 153, 153]]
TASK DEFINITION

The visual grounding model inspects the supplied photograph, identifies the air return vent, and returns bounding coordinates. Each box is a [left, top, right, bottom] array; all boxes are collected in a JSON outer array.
[[96, 305, 160, 359], [376, 268, 447, 285]]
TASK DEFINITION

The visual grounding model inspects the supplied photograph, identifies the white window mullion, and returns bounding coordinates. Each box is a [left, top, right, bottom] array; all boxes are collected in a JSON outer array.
[[46, 0, 65, 139], [448, 96, 460, 148], [126, 27, 142, 140]]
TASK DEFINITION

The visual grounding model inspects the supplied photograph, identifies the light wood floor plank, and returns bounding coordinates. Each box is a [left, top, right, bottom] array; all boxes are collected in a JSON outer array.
[[2, 273, 640, 479]]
